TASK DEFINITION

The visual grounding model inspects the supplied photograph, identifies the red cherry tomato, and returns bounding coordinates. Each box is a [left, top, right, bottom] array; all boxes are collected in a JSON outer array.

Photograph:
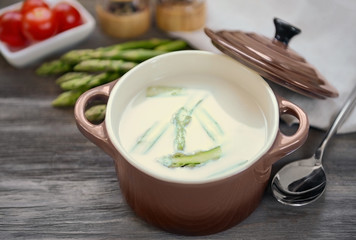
[[21, 0, 49, 14], [52, 2, 82, 32], [0, 10, 28, 47], [22, 7, 58, 41]]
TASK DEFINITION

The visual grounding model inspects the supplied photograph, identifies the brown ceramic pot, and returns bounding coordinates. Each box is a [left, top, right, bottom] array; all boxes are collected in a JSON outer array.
[[74, 51, 309, 235]]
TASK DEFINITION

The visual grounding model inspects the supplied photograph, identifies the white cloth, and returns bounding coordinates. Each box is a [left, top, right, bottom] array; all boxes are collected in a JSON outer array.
[[170, 0, 356, 134]]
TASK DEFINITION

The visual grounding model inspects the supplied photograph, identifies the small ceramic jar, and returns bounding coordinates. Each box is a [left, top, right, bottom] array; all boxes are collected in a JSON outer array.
[[155, 0, 206, 32], [96, 0, 151, 38]]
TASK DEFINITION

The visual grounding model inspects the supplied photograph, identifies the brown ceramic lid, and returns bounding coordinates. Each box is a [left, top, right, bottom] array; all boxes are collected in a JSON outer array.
[[204, 18, 339, 99]]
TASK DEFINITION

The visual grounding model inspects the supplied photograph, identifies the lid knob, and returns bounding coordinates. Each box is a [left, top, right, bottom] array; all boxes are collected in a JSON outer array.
[[273, 18, 301, 47]]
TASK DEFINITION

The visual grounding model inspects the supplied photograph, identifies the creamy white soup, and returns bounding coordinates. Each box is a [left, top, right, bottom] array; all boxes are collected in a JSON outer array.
[[118, 74, 268, 182]]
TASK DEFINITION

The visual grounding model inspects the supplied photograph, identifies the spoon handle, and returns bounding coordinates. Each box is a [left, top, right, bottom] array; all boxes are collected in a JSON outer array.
[[315, 84, 356, 161]]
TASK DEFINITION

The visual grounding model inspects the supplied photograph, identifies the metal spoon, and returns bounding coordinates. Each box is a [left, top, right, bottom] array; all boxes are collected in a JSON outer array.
[[271, 85, 356, 206]]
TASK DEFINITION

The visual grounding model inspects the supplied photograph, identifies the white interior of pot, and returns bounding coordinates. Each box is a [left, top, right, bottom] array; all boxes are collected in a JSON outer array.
[[106, 50, 279, 184]]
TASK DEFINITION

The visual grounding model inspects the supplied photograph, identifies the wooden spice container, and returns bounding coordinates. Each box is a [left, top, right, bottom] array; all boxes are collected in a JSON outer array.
[[96, 0, 151, 38], [156, 0, 206, 32]]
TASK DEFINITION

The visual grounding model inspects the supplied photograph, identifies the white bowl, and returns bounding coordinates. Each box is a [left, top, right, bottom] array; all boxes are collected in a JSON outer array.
[[0, 0, 95, 68]]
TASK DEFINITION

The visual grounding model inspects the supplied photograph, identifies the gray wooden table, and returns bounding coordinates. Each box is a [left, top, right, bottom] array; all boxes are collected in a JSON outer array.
[[1, 1, 355, 239]]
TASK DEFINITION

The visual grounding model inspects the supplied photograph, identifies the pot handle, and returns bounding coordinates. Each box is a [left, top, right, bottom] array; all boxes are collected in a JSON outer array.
[[74, 80, 118, 158], [263, 95, 309, 168]]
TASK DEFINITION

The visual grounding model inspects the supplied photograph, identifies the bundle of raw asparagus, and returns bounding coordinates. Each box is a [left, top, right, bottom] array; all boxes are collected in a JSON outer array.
[[36, 38, 188, 122]]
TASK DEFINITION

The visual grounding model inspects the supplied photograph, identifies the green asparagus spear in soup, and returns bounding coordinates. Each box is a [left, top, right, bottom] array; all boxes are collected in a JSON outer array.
[[146, 86, 187, 97], [131, 121, 170, 153], [85, 104, 107, 123], [173, 96, 205, 151], [174, 107, 192, 151], [194, 107, 224, 142], [159, 146, 222, 168], [73, 59, 137, 73]]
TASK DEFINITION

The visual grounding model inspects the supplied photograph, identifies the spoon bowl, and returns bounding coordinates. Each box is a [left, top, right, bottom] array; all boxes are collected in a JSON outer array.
[[272, 85, 356, 206], [271, 157, 327, 206], [272, 184, 326, 206], [274, 157, 326, 195]]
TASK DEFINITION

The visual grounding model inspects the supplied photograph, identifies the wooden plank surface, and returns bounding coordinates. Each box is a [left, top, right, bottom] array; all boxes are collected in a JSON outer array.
[[1, 1, 355, 239]]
